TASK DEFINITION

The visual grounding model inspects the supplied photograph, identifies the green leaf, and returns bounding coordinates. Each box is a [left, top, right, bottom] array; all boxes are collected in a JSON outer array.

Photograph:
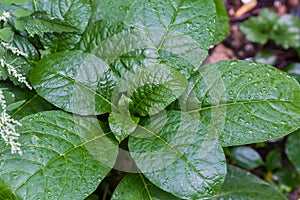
[[37, 0, 91, 33], [90, 0, 135, 23], [91, 0, 216, 74], [266, 148, 282, 171], [40, 32, 81, 53], [108, 112, 139, 143], [82, 19, 199, 79], [11, 35, 39, 63], [6, 100, 26, 112], [240, 8, 278, 44], [286, 129, 300, 173], [0, 36, 36, 86], [158, 50, 199, 79], [125, 0, 216, 51], [35, 0, 91, 52], [270, 14, 300, 49], [129, 110, 226, 199], [111, 174, 180, 200], [77, 19, 130, 52], [230, 146, 264, 169], [180, 60, 300, 146], [0, 0, 28, 6], [212, 0, 229, 44], [0, 110, 118, 200], [0, 179, 18, 200], [30, 50, 114, 115], [15, 12, 78, 37], [109, 94, 140, 142], [118, 64, 188, 116], [274, 163, 300, 188], [0, 27, 14, 42], [255, 50, 276, 66], [11, 9, 32, 18], [0, 82, 53, 120], [212, 165, 287, 200], [284, 63, 300, 83]]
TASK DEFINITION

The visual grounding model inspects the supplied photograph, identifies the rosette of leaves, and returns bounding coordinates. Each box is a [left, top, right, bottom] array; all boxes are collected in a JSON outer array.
[[0, 1, 299, 200], [240, 8, 300, 49]]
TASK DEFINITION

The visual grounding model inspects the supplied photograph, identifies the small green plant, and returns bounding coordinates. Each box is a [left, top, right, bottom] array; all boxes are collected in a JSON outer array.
[[240, 8, 300, 49], [0, 1, 299, 200]]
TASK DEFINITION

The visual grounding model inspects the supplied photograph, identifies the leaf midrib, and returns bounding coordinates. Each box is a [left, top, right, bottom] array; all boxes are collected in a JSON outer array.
[[156, 0, 185, 51], [13, 129, 112, 192], [138, 125, 216, 194]]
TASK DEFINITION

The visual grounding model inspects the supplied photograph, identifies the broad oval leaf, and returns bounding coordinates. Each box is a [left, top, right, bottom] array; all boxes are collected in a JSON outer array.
[[92, 0, 217, 75], [30, 50, 115, 115], [212, 165, 287, 200], [36, 0, 91, 52], [180, 60, 300, 146], [125, 0, 216, 51], [111, 174, 180, 200], [0, 110, 118, 200], [117, 64, 188, 116], [286, 129, 300, 173], [129, 110, 226, 199], [230, 146, 264, 169]]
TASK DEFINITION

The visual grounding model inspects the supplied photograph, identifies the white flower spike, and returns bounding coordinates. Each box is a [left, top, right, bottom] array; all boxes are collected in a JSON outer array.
[[0, 89, 22, 155]]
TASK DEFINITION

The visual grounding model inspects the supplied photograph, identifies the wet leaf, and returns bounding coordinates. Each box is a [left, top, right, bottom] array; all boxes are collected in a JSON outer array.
[[230, 146, 264, 169], [180, 60, 300, 146], [213, 165, 287, 200], [129, 110, 226, 199], [286, 129, 300, 173], [111, 174, 180, 200], [0, 111, 118, 200]]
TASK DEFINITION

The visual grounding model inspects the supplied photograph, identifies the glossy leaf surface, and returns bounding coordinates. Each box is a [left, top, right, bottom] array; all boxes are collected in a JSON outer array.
[[230, 146, 264, 169], [181, 60, 300, 146], [111, 174, 180, 200], [213, 165, 287, 200], [286, 129, 300, 173], [129, 110, 226, 199], [30, 51, 113, 115], [213, 0, 229, 44], [0, 111, 118, 200]]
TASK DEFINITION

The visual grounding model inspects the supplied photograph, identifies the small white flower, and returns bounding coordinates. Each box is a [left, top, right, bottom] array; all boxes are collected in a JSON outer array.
[[0, 58, 32, 90], [0, 11, 10, 22], [0, 89, 22, 155], [1, 42, 28, 58]]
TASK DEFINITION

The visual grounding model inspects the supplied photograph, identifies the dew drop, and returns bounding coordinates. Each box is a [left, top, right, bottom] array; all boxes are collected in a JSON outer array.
[[230, 60, 238, 66]]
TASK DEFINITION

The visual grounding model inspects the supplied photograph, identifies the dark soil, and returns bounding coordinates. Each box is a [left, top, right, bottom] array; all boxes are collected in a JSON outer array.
[[208, 0, 300, 69]]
